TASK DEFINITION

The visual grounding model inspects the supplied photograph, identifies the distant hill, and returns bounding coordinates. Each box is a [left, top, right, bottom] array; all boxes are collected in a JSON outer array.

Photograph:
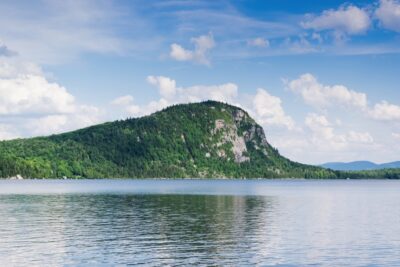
[[321, 161, 400, 171]]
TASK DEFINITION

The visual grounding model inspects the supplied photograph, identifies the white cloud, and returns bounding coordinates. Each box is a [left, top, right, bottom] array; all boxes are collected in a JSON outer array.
[[0, 74, 75, 115], [376, 0, 400, 32], [305, 113, 336, 141], [169, 33, 215, 65], [125, 104, 141, 116], [27, 115, 68, 136], [0, 124, 20, 140], [288, 73, 400, 123], [111, 95, 134, 106], [26, 105, 101, 136], [124, 98, 169, 118], [252, 88, 294, 129], [181, 83, 238, 103], [283, 35, 318, 54], [305, 113, 373, 151], [369, 101, 400, 121], [0, 58, 42, 78], [170, 43, 193, 61], [302, 5, 370, 35], [146, 75, 237, 104], [147, 76, 177, 98], [248, 38, 269, 48], [347, 130, 374, 143], [0, 59, 102, 138], [287, 73, 367, 110]]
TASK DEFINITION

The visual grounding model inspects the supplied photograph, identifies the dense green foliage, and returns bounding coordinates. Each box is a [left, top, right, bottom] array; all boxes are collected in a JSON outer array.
[[0, 101, 398, 179]]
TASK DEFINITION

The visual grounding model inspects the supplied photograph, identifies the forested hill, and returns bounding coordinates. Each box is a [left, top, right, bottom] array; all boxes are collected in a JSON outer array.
[[0, 101, 398, 179]]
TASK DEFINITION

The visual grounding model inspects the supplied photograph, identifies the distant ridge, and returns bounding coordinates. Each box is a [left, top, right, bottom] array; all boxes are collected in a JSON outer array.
[[320, 161, 400, 171]]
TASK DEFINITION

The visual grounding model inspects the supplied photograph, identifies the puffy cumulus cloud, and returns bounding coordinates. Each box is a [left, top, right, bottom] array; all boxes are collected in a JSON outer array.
[[170, 43, 193, 61], [0, 59, 102, 138], [247, 38, 269, 48], [287, 73, 367, 110], [302, 5, 370, 35], [147, 76, 177, 98], [169, 33, 215, 65], [269, 113, 376, 164], [252, 88, 294, 129], [111, 95, 134, 106], [27, 115, 68, 136], [0, 74, 75, 115], [0, 59, 42, 79], [146, 75, 237, 104], [287, 73, 400, 122], [305, 113, 373, 151], [130, 99, 169, 117], [113, 97, 169, 118], [305, 113, 337, 142], [375, 0, 400, 32], [368, 101, 400, 121], [180, 83, 238, 103], [26, 105, 102, 136], [0, 124, 20, 140], [346, 130, 374, 143]]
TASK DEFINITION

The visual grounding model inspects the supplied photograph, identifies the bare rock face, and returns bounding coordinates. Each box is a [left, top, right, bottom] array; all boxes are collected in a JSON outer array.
[[231, 135, 249, 163], [209, 107, 272, 163], [212, 119, 250, 163]]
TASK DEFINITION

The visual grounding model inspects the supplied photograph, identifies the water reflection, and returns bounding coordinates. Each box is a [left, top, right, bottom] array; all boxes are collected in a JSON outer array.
[[0, 194, 277, 266], [1, 180, 400, 266]]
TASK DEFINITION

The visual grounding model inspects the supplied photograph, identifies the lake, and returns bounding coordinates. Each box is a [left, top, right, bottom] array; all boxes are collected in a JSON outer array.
[[0, 179, 399, 266]]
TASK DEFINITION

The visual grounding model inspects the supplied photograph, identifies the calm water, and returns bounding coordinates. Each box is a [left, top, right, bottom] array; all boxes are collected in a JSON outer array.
[[0, 180, 400, 266]]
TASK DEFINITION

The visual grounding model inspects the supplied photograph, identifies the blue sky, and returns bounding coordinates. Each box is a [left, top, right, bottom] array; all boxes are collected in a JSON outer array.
[[0, 0, 399, 164]]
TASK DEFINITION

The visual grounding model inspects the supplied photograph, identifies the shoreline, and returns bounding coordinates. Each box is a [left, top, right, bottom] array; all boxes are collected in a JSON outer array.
[[1, 177, 396, 180]]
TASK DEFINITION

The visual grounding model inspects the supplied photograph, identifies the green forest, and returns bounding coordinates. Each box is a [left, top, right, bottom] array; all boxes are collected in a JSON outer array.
[[0, 101, 398, 179]]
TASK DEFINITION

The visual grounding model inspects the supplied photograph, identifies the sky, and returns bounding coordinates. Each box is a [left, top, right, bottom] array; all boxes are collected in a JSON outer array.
[[0, 0, 399, 164]]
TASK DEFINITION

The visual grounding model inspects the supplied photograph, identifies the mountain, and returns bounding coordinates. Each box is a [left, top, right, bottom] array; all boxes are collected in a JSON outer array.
[[321, 161, 400, 171], [0, 101, 398, 179]]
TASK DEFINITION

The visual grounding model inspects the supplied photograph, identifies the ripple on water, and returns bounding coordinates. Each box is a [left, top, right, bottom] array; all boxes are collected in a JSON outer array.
[[0, 179, 400, 266]]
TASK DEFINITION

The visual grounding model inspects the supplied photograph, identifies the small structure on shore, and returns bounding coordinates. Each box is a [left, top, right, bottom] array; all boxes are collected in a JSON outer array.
[[10, 174, 24, 180]]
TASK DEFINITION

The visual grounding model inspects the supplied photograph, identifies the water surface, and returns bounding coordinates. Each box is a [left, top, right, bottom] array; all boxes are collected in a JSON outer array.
[[0, 179, 399, 266]]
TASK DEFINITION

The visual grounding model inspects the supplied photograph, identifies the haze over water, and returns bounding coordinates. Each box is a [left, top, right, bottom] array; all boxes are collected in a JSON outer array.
[[0, 179, 399, 266]]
